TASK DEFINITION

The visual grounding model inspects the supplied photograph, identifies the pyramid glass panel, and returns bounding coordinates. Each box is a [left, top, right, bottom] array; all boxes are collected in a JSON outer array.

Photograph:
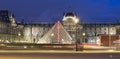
[[37, 21, 73, 44]]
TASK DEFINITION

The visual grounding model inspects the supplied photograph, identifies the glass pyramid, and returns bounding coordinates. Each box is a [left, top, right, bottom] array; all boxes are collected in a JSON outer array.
[[37, 21, 73, 44]]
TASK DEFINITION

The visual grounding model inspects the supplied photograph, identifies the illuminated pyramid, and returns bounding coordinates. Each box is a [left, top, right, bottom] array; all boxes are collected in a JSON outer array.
[[37, 21, 72, 44]]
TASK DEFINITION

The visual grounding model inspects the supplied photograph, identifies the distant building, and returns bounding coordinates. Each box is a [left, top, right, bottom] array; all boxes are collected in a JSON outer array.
[[62, 12, 81, 43], [23, 22, 54, 43], [0, 10, 18, 43], [22, 12, 120, 45], [82, 22, 117, 45], [0, 10, 120, 46]]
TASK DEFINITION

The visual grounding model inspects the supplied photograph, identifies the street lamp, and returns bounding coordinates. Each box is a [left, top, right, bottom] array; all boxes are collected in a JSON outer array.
[[73, 18, 79, 51], [108, 24, 113, 47], [51, 33, 54, 36], [51, 33, 54, 43], [18, 33, 21, 43], [82, 32, 86, 43], [109, 32, 113, 46], [73, 18, 79, 25]]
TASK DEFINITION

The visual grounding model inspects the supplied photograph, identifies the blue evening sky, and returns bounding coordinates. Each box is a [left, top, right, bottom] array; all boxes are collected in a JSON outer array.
[[0, 0, 120, 23]]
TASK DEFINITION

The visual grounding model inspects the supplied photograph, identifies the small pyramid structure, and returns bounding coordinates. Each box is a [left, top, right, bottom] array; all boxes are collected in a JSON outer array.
[[37, 21, 73, 44]]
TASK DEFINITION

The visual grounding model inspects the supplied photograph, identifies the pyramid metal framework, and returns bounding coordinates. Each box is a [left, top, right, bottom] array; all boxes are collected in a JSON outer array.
[[37, 21, 73, 44]]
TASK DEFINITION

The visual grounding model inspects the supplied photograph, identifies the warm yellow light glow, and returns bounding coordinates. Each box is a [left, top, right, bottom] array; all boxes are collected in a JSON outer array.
[[73, 18, 79, 24], [51, 33, 54, 36], [18, 33, 21, 36], [110, 32, 113, 35], [108, 50, 114, 52], [82, 33, 86, 36], [0, 44, 6, 46]]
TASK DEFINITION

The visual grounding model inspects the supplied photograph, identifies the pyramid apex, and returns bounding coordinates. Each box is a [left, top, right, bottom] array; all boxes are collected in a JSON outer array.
[[57, 21, 60, 22]]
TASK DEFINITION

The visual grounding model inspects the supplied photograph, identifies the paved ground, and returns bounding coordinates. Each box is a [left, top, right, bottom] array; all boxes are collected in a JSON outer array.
[[0, 50, 120, 53], [0, 50, 120, 59]]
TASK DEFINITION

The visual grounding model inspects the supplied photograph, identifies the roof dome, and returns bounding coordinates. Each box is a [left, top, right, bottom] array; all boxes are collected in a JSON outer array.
[[65, 12, 75, 17]]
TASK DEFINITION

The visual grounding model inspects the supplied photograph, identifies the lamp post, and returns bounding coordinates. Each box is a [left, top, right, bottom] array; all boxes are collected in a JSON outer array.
[[82, 32, 86, 43], [108, 24, 113, 47], [51, 33, 54, 43], [109, 32, 113, 46], [73, 18, 79, 51], [18, 33, 21, 43], [10, 26, 13, 43], [75, 25, 78, 51]]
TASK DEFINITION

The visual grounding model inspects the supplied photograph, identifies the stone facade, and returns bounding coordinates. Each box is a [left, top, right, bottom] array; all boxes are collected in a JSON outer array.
[[0, 10, 120, 44]]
